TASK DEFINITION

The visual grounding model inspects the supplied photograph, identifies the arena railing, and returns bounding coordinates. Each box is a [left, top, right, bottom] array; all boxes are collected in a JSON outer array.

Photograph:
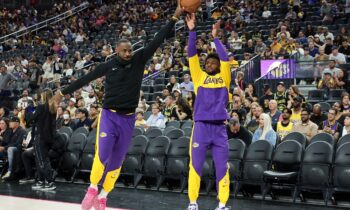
[[233, 54, 261, 83], [0, 1, 89, 44], [296, 60, 333, 80], [105, 40, 145, 62]]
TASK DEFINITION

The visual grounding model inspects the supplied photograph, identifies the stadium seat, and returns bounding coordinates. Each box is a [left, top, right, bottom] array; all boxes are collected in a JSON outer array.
[[58, 126, 73, 137], [121, 135, 149, 187], [75, 130, 97, 180], [183, 127, 192, 137], [59, 133, 87, 181], [263, 140, 303, 200], [283, 132, 307, 148], [319, 102, 331, 113], [165, 128, 184, 140], [330, 142, 350, 200], [163, 126, 175, 136], [142, 136, 171, 189], [308, 90, 325, 104], [133, 127, 145, 137], [327, 89, 345, 103], [234, 140, 274, 197], [144, 111, 152, 120], [145, 127, 163, 140], [228, 139, 246, 194], [153, 84, 165, 92], [309, 133, 334, 147], [181, 120, 193, 129], [72, 127, 89, 136], [166, 121, 181, 129], [165, 136, 190, 192], [337, 134, 350, 148], [294, 141, 333, 205]]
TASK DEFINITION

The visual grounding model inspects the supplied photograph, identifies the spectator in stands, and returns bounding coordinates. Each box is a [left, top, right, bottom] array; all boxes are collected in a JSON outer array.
[[145, 103, 165, 129], [269, 100, 282, 127], [41, 56, 53, 84], [180, 74, 194, 98], [234, 72, 246, 92], [252, 113, 277, 146], [17, 89, 34, 110], [74, 108, 92, 131], [271, 37, 282, 54], [339, 40, 350, 59], [173, 89, 182, 101], [85, 90, 97, 110], [135, 112, 146, 127], [273, 82, 288, 111], [166, 75, 180, 93], [0, 118, 11, 148], [1, 116, 27, 180], [277, 25, 291, 39], [62, 110, 74, 129], [18, 129, 35, 184], [231, 93, 247, 124], [56, 106, 64, 129], [246, 102, 259, 126], [66, 98, 77, 119], [260, 84, 274, 112], [247, 106, 263, 133], [276, 108, 293, 140], [290, 96, 302, 124], [262, 6, 271, 19], [305, 24, 315, 37], [227, 118, 252, 146], [318, 69, 336, 90], [174, 97, 192, 121], [292, 108, 318, 141], [228, 31, 243, 51], [341, 114, 350, 137], [319, 108, 343, 141], [323, 37, 334, 55], [341, 93, 350, 112], [255, 38, 267, 56], [163, 95, 177, 122], [332, 102, 344, 124], [308, 41, 319, 57], [0, 106, 9, 118], [88, 104, 99, 127], [0, 64, 17, 92], [244, 83, 257, 100], [334, 69, 348, 89], [298, 48, 314, 62], [330, 47, 347, 64]]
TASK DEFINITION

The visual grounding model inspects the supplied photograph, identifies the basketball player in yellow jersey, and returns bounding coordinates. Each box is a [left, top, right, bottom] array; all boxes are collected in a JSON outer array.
[[186, 13, 231, 210]]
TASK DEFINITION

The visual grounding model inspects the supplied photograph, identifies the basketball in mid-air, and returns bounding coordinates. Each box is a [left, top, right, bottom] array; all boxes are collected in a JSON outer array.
[[180, 0, 201, 13]]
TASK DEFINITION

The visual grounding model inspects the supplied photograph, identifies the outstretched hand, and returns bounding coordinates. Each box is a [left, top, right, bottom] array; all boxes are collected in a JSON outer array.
[[186, 13, 196, 31], [174, 0, 183, 18], [212, 20, 220, 38]]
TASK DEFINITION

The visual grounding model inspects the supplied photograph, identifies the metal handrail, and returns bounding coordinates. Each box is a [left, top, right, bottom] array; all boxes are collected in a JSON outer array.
[[0, 1, 89, 44], [237, 54, 260, 71]]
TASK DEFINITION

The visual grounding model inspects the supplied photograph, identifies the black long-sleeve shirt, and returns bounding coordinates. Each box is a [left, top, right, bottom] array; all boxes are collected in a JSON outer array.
[[62, 20, 177, 113]]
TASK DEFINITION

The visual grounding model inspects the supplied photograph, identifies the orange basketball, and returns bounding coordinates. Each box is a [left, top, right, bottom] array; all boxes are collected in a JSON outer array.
[[180, 0, 201, 13]]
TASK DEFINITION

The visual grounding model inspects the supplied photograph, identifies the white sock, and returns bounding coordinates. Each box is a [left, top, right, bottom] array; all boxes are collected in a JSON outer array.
[[190, 201, 197, 205], [89, 184, 98, 190], [219, 203, 225, 208], [98, 189, 109, 199]]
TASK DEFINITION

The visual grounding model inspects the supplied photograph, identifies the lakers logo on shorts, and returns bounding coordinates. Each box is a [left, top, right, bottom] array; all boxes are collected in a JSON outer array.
[[100, 132, 107, 138], [192, 142, 199, 148]]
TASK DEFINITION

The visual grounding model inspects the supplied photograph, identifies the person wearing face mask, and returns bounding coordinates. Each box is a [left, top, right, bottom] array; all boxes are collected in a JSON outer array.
[[62, 110, 74, 130]]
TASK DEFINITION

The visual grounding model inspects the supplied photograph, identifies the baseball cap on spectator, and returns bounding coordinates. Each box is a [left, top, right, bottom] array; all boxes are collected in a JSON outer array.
[[277, 81, 285, 86], [10, 116, 20, 123], [323, 69, 332, 75], [263, 84, 271, 92], [70, 98, 76, 103], [173, 89, 181, 94], [332, 46, 338, 50]]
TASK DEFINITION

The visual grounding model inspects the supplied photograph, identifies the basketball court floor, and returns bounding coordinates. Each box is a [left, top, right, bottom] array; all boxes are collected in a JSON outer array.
[[0, 182, 343, 210]]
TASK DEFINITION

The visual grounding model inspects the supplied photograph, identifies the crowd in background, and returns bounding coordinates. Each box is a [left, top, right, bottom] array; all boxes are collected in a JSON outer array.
[[0, 0, 349, 182]]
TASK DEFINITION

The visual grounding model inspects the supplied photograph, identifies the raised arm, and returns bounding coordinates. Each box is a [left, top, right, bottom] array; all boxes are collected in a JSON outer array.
[[61, 60, 110, 95], [212, 21, 231, 89], [186, 13, 202, 86], [141, 1, 182, 62]]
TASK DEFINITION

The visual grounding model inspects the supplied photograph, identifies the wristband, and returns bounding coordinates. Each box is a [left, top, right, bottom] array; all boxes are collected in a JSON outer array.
[[171, 16, 179, 22]]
